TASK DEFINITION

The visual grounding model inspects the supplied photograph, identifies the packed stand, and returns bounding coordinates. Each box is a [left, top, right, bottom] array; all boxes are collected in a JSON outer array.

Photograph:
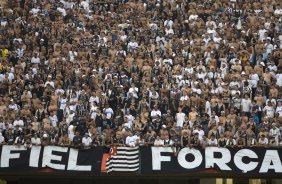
[[0, 0, 281, 151]]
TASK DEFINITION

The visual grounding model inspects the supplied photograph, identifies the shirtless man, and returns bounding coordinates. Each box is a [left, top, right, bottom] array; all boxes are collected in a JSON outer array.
[[189, 107, 198, 123], [263, 68, 272, 85]]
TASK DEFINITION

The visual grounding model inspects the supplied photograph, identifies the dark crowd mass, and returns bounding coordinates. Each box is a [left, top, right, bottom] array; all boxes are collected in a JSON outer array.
[[0, 0, 281, 153]]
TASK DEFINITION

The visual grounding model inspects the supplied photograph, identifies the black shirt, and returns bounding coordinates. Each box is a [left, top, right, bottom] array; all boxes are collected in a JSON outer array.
[[72, 135, 82, 146]]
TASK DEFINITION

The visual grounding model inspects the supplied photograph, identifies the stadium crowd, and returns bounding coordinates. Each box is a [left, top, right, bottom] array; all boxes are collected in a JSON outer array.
[[0, 0, 281, 150]]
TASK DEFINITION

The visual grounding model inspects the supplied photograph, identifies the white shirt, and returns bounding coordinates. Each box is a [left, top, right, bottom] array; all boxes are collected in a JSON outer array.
[[16, 48, 24, 58], [13, 119, 24, 127], [9, 104, 19, 111], [49, 115, 58, 127], [69, 51, 77, 62], [270, 128, 280, 144], [241, 98, 252, 112], [205, 101, 212, 116], [59, 98, 67, 110], [249, 74, 259, 88], [265, 43, 274, 54], [175, 112, 185, 127], [208, 138, 218, 146], [276, 74, 282, 87], [0, 122, 5, 132], [31, 137, 41, 145], [164, 19, 173, 28], [8, 72, 15, 80], [126, 136, 137, 147], [89, 96, 100, 105], [197, 72, 206, 80], [80, 1, 89, 10], [120, 35, 127, 42], [259, 137, 268, 145], [128, 87, 139, 98], [68, 125, 75, 140], [128, 42, 139, 49], [268, 65, 277, 73], [82, 136, 92, 146], [55, 89, 65, 96], [163, 58, 173, 65], [165, 28, 174, 35], [61, 0, 75, 9], [274, 9, 282, 15], [226, 139, 236, 146], [0, 74, 4, 82], [258, 29, 267, 40], [66, 113, 75, 125], [125, 114, 135, 125], [44, 81, 55, 88], [188, 15, 198, 20], [30, 8, 40, 16], [0, 133, 4, 144], [151, 110, 161, 119], [154, 139, 164, 146], [207, 29, 216, 37], [104, 107, 114, 119], [180, 95, 189, 101], [263, 105, 275, 118], [193, 129, 205, 140], [31, 57, 40, 64], [57, 7, 67, 16], [276, 105, 282, 117]]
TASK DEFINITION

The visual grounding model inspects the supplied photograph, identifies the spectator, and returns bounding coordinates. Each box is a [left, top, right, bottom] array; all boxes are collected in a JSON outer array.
[[59, 133, 71, 146], [208, 134, 218, 147], [258, 134, 269, 147], [31, 133, 41, 146], [269, 123, 280, 145], [175, 107, 185, 128], [72, 131, 82, 147], [226, 136, 236, 148], [190, 133, 200, 147], [126, 132, 137, 147], [82, 133, 92, 147], [180, 131, 190, 148]]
